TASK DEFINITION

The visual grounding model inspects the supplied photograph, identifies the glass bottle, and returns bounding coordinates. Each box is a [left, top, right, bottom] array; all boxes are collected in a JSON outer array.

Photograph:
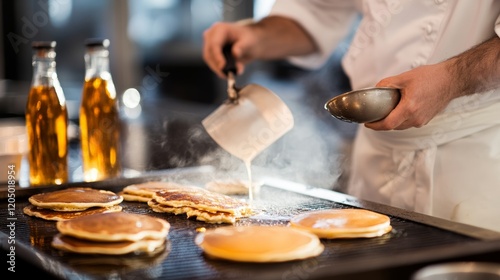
[[25, 41, 68, 186], [79, 38, 122, 182]]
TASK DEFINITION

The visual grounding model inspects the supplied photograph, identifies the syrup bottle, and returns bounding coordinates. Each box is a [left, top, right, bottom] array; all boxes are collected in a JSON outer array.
[[79, 38, 122, 182], [25, 41, 68, 186]]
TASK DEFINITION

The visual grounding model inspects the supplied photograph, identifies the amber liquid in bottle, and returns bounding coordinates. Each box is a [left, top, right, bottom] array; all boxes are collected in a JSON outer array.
[[80, 39, 121, 182], [80, 77, 121, 181], [25, 42, 68, 186]]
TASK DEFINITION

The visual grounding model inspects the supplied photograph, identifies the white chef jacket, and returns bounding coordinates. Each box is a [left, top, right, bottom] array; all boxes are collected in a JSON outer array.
[[270, 0, 500, 231]]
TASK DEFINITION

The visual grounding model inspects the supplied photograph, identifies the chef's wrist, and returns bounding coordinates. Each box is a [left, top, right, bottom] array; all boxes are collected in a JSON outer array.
[[445, 36, 500, 96]]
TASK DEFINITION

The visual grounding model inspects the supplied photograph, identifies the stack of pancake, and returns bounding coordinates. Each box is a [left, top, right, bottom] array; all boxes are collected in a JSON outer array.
[[195, 225, 324, 262], [119, 181, 199, 202], [23, 187, 123, 221], [147, 186, 253, 224], [52, 212, 170, 255], [289, 209, 392, 239], [119, 181, 253, 224]]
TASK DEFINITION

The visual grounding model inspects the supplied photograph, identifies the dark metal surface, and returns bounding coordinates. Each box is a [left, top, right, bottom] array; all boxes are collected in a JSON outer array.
[[2, 168, 500, 280]]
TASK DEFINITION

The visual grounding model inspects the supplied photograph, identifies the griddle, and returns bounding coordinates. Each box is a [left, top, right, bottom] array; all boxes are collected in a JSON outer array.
[[2, 166, 500, 280]]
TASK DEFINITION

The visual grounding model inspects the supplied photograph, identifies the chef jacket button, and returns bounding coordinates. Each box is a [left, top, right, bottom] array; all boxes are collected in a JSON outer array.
[[425, 23, 433, 35], [434, 0, 445, 4]]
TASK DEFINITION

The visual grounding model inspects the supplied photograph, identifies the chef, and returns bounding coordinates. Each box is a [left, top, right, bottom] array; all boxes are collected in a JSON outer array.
[[202, 0, 500, 231]]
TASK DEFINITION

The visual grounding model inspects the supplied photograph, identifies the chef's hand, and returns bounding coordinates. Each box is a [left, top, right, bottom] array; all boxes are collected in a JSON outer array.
[[203, 16, 318, 79], [203, 21, 260, 79], [365, 63, 456, 131], [366, 36, 500, 131]]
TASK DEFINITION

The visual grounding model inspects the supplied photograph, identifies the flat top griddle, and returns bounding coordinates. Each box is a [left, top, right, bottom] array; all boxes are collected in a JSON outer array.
[[2, 167, 500, 280]]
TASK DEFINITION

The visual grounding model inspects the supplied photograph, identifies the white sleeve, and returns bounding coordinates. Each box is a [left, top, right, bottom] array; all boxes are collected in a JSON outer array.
[[269, 0, 359, 69], [496, 12, 500, 37]]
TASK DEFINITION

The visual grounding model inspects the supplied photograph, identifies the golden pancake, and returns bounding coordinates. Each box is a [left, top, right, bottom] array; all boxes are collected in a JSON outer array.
[[148, 199, 193, 215], [23, 204, 122, 221], [289, 209, 392, 239], [28, 187, 123, 211], [119, 193, 151, 202], [195, 225, 324, 263], [52, 234, 165, 255], [149, 188, 253, 224], [152, 188, 251, 216], [120, 181, 200, 202], [187, 208, 238, 224], [148, 199, 237, 224], [56, 212, 170, 242]]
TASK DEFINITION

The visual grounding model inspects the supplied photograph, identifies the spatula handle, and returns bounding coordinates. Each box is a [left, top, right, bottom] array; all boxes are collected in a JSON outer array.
[[222, 43, 237, 76]]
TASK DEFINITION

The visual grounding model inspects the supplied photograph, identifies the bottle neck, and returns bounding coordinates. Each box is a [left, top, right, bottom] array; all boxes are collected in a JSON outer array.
[[85, 47, 111, 80], [31, 55, 59, 87]]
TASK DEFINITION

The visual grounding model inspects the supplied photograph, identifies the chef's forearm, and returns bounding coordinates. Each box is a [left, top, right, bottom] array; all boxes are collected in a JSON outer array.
[[447, 36, 500, 96], [248, 16, 319, 60]]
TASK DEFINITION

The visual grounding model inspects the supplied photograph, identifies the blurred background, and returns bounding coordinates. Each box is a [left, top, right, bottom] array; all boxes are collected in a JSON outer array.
[[0, 0, 357, 189]]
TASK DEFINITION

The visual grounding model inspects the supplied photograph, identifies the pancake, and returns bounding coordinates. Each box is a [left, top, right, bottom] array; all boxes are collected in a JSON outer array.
[[148, 199, 237, 224], [149, 188, 252, 224], [195, 225, 324, 262], [120, 181, 200, 202], [289, 209, 392, 239], [152, 188, 252, 216], [52, 234, 165, 255], [23, 204, 122, 221], [56, 212, 170, 242], [28, 187, 123, 211]]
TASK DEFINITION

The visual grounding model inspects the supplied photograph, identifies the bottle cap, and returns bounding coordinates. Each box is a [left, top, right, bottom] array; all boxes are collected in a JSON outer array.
[[32, 41, 56, 49], [85, 38, 110, 48]]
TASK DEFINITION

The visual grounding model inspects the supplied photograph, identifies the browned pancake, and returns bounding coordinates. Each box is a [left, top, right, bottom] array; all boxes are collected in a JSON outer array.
[[148, 199, 237, 224], [149, 188, 252, 224], [56, 212, 170, 242], [152, 188, 251, 215], [23, 204, 122, 221], [120, 181, 201, 202], [28, 187, 123, 211]]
